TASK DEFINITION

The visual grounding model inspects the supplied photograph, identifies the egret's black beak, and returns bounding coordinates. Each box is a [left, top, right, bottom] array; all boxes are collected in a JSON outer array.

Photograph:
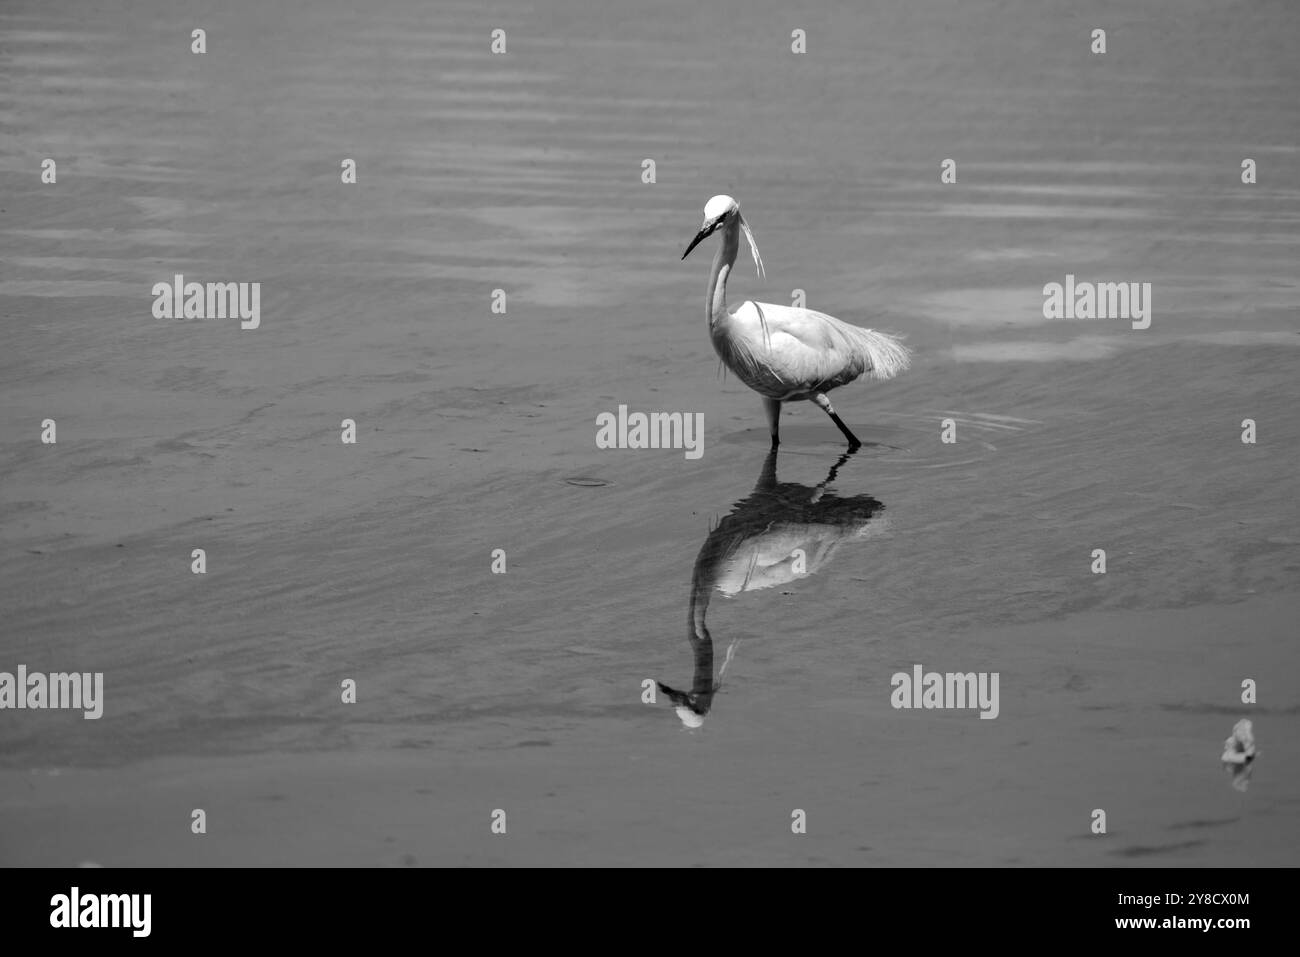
[[681, 221, 717, 260]]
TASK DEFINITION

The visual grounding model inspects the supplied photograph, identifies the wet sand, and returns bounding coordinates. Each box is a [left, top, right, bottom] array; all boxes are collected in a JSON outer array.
[[1, 0, 1299, 866]]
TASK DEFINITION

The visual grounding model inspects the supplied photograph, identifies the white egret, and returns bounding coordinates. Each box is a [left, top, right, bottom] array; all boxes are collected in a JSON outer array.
[[681, 195, 910, 450]]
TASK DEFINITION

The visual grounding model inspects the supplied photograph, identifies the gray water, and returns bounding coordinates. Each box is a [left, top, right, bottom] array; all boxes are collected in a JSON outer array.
[[1, 0, 1298, 865]]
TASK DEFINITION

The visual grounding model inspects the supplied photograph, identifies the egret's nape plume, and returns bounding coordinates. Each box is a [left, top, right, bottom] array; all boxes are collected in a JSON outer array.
[[739, 214, 764, 278]]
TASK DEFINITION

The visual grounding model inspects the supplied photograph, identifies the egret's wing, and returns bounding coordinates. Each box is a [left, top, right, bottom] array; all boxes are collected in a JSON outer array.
[[728, 302, 911, 390]]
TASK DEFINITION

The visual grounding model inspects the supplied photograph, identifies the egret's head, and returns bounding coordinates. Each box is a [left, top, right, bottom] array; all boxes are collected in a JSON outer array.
[[657, 680, 712, 731], [681, 194, 764, 277], [675, 707, 705, 730], [704, 194, 739, 223], [682, 195, 737, 260]]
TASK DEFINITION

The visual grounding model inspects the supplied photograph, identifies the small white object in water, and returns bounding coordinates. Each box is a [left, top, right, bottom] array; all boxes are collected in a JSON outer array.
[[1221, 718, 1258, 791]]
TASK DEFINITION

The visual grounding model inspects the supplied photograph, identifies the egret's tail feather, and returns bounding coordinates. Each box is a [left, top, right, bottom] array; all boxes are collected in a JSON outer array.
[[852, 327, 911, 381]]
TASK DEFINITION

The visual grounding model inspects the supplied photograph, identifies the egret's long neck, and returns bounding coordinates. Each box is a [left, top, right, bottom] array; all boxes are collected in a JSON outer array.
[[707, 216, 741, 326], [687, 572, 716, 697], [689, 542, 715, 639]]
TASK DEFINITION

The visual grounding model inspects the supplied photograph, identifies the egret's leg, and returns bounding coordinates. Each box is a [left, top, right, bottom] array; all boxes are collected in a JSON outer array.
[[755, 449, 780, 491], [812, 393, 861, 450], [762, 397, 782, 450]]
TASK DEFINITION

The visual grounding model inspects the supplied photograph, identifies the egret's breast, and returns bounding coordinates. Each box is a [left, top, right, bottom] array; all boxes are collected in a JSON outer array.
[[710, 303, 797, 399]]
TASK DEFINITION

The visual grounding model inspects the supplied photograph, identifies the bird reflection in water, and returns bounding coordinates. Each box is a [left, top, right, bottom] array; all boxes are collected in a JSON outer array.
[[658, 450, 888, 729]]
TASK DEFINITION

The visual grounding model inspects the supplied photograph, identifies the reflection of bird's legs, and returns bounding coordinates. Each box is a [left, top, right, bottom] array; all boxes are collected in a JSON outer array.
[[821, 451, 854, 486], [762, 398, 781, 450], [810, 450, 855, 503], [812, 392, 861, 450], [755, 449, 780, 492]]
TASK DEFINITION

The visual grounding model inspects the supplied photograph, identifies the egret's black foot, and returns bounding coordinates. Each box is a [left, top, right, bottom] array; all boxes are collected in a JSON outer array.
[[827, 411, 862, 450]]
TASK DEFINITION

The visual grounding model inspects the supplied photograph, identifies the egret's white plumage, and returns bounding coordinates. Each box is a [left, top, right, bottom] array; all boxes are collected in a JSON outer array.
[[681, 194, 910, 449]]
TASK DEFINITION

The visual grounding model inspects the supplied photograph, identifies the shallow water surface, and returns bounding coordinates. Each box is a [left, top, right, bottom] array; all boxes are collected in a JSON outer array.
[[1, 0, 1298, 865]]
